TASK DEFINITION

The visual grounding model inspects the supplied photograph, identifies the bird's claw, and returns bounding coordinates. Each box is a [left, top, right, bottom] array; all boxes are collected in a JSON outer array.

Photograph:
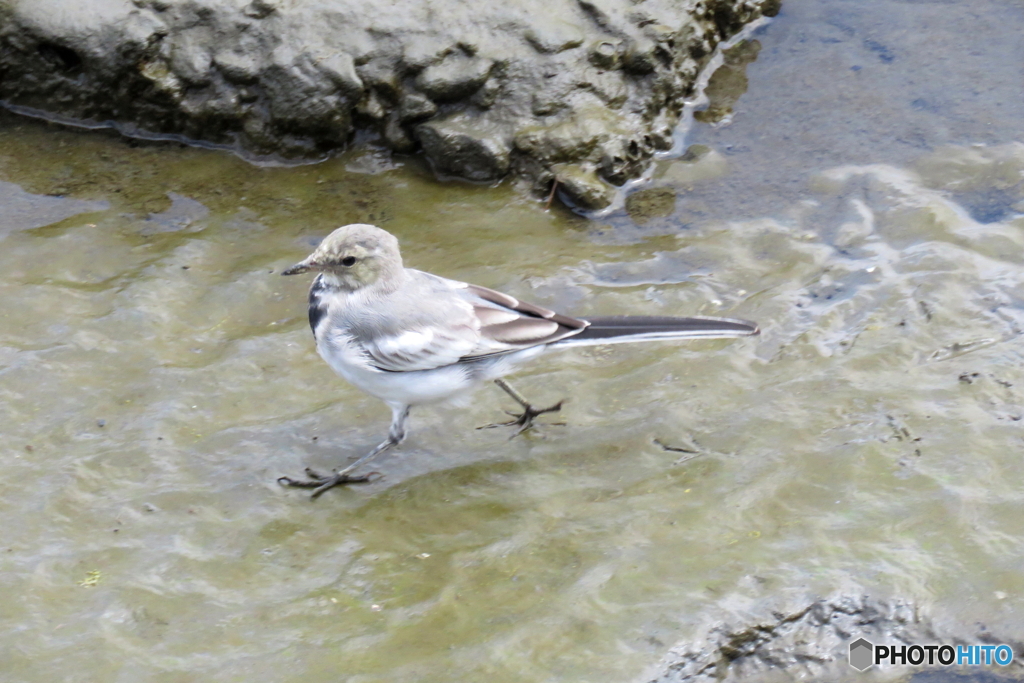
[[278, 467, 375, 499], [477, 400, 566, 438]]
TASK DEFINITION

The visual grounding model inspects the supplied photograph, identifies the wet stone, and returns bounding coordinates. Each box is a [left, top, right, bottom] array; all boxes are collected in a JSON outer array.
[[415, 54, 493, 103], [524, 22, 585, 54], [551, 162, 615, 210], [417, 115, 512, 181], [647, 594, 1022, 683], [214, 51, 261, 83], [694, 39, 761, 124], [625, 187, 677, 224], [589, 40, 622, 69], [314, 50, 364, 99], [0, 0, 778, 200], [399, 92, 438, 122]]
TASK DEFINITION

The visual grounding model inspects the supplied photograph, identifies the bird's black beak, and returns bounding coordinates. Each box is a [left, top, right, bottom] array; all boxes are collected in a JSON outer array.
[[281, 261, 312, 276]]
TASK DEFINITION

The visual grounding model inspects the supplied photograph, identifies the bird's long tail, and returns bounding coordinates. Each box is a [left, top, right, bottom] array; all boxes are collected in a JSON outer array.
[[556, 315, 759, 347]]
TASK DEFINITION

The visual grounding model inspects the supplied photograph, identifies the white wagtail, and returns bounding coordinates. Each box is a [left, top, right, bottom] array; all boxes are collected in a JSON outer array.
[[278, 224, 759, 498]]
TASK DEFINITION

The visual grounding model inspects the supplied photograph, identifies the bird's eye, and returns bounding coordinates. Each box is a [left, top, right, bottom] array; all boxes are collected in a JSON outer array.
[[341, 256, 357, 267]]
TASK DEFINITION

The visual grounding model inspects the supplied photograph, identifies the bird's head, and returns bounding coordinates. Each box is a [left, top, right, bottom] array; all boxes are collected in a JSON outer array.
[[282, 223, 404, 291]]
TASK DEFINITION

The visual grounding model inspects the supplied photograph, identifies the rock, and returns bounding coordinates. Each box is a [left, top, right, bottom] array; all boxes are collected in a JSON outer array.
[[644, 594, 1021, 683], [357, 59, 401, 101], [653, 145, 730, 185], [415, 53, 493, 103], [214, 50, 261, 84], [243, 0, 278, 20], [524, 22, 585, 54], [402, 36, 452, 70], [314, 50, 364, 100], [355, 91, 387, 120], [262, 43, 340, 124], [623, 37, 658, 74], [588, 40, 621, 70], [399, 92, 437, 122], [515, 101, 633, 164], [551, 163, 615, 210], [168, 28, 214, 86], [694, 38, 761, 124], [384, 114, 416, 153], [0, 0, 780, 202], [418, 114, 512, 182], [626, 187, 677, 224]]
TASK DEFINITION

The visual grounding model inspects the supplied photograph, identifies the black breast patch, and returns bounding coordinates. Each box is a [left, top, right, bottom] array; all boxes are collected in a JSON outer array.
[[308, 276, 328, 334]]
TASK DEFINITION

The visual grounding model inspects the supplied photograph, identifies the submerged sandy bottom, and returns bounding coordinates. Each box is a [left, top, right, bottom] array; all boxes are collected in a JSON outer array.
[[1, 1, 1022, 681]]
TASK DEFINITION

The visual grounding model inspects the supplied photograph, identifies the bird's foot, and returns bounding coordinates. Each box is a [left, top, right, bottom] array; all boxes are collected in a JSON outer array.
[[477, 400, 566, 438], [278, 467, 375, 500]]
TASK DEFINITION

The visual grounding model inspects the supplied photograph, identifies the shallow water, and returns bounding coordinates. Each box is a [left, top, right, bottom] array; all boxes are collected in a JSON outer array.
[[2, 0, 1023, 681]]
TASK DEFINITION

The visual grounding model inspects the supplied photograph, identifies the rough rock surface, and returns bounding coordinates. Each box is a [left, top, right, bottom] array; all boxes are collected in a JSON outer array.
[[643, 594, 1024, 682], [0, 0, 779, 208]]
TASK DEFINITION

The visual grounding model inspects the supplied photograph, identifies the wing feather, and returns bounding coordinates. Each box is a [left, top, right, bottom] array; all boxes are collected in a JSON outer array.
[[363, 324, 478, 372], [473, 305, 522, 326], [466, 284, 587, 329], [484, 318, 560, 344], [331, 271, 591, 372], [456, 283, 589, 361]]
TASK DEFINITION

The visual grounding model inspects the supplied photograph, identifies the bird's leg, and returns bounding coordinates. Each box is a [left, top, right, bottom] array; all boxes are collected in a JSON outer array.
[[477, 378, 565, 438], [279, 404, 410, 499]]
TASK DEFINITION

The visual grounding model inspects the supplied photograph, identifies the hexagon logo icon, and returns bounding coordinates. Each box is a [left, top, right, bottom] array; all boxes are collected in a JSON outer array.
[[849, 638, 874, 671]]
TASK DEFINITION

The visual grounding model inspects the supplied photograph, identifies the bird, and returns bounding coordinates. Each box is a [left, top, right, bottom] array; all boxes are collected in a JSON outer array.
[[278, 223, 759, 498]]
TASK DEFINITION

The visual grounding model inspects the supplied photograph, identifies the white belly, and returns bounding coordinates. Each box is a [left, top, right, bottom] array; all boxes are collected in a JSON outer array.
[[317, 335, 476, 405]]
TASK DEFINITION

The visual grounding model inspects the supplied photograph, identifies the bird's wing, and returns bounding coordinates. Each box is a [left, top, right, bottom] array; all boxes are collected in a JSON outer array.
[[455, 283, 589, 360], [360, 322, 480, 372], [342, 272, 589, 372], [355, 276, 480, 372]]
